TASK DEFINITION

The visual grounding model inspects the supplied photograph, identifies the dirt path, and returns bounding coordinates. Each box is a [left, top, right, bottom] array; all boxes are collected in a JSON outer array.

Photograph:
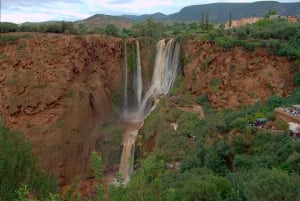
[[177, 104, 205, 119]]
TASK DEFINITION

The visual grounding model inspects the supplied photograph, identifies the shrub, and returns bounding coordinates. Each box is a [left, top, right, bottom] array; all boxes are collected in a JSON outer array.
[[0, 124, 56, 200], [273, 119, 289, 130]]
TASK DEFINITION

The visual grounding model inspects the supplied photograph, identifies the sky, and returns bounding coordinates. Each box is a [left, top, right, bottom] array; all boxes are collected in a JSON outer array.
[[1, 0, 299, 23]]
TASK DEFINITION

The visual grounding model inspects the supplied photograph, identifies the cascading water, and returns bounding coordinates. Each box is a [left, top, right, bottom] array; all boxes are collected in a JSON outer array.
[[137, 38, 180, 119], [135, 40, 143, 109], [119, 38, 180, 183], [123, 41, 128, 116]]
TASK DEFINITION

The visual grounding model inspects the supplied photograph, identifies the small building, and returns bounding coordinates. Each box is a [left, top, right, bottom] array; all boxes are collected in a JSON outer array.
[[287, 16, 298, 23], [279, 15, 298, 23], [255, 118, 267, 126], [293, 104, 300, 112], [288, 122, 300, 138]]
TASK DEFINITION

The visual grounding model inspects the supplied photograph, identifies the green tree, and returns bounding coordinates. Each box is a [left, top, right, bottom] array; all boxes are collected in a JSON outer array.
[[61, 21, 77, 34], [105, 24, 119, 36], [293, 72, 300, 86], [90, 152, 105, 201], [77, 23, 88, 34], [245, 169, 299, 201], [0, 22, 19, 33], [0, 125, 56, 200]]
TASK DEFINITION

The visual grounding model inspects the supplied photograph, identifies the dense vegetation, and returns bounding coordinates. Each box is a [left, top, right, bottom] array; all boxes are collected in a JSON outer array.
[[103, 83, 300, 201], [0, 121, 57, 201]]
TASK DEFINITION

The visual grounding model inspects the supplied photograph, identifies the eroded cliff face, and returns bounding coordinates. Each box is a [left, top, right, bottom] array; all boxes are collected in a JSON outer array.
[[181, 39, 295, 109], [0, 33, 122, 185]]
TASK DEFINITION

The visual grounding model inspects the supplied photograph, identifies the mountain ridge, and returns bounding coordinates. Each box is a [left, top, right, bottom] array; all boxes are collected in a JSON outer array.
[[18, 1, 300, 29], [119, 1, 300, 22]]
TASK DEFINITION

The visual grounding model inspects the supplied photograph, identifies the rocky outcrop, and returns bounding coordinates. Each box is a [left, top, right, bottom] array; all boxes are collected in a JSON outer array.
[[181, 39, 295, 109], [0, 33, 122, 185]]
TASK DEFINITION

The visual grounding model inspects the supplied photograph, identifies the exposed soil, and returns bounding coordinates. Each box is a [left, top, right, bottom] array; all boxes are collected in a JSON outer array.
[[181, 39, 295, 109], [0, 33, 123, 185], [177, 104, 204, 119]]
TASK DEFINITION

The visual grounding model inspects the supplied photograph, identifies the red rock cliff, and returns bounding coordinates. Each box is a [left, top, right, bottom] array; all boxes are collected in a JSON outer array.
[[0, 33, 122, 185], [181, 39, 295, 109]]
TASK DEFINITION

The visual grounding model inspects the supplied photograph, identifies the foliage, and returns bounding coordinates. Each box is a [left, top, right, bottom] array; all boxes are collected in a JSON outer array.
[[293, 72, 300, 86], [131, 18, 164, 39], [244, 168, 299, 201], [108, 84, 300, 200], [90, 152, 103, 180], [104, 24, 119, 37], [0, 34, 32, 45], [0, 22, 19, 33], [0, 124, 57, 201]]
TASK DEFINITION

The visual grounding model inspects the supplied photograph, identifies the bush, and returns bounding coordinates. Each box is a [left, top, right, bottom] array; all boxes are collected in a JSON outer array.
[[0, 124, 56, 200], [273, 119, 289, 130], [0, 22, 19, 33], [214, 37, 234, 49], [245, 169, 299, 201], [293, 72, 300, 86]]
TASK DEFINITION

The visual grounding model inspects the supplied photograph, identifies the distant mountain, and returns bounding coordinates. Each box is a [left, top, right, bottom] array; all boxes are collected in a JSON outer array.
[[74, 1, 300, 29], [76, 14, 133, 29], [122, 12, 168, 21], [169, 1, 300, 23], [121, 1, 300, 23]]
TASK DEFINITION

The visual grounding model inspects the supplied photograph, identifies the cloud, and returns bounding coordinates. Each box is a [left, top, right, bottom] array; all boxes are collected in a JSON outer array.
[[1, 0, 89, 23], [108, 0, 135, 4], [2, 0, 80, 9], [1, 0, 299, 23]]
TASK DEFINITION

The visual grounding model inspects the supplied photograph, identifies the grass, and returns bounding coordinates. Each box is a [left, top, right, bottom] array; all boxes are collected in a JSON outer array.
[[203, 55, 212, 74], [56, 118, 63, 128], [209, 77, 221, 93], [30, 81, 49, 89], [4, 74, 18, 86], [0, 53, 5, 60], [66, 89, 74, 98], [16, 42, 26, 51], [0, 34, 31, 44]]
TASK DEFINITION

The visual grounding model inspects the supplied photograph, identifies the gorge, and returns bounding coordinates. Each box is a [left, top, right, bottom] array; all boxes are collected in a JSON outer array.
[[0, 31, 296, 189]]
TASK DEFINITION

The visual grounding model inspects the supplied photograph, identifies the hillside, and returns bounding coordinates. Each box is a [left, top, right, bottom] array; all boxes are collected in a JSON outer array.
[[121, 1, 300, 22], [76, 14, 133, 29], [122, 12, 168, 21]]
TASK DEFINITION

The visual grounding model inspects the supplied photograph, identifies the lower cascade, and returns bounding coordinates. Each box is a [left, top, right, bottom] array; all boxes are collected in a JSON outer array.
[[119, 38, 180, 183]]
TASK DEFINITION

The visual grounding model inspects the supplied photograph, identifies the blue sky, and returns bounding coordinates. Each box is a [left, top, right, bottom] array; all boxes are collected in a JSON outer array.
[[1, 0, 299, 23]]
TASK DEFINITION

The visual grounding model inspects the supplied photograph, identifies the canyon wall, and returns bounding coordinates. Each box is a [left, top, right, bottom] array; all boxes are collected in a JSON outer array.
[[0, 33, 122, 185], [181, 39, 295, 109]]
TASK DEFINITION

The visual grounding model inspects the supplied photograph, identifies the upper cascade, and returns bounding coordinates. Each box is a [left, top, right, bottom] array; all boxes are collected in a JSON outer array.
[[137, 38, 180, 119]]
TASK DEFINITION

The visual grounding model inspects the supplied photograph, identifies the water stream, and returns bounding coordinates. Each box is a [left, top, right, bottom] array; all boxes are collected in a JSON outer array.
[[123, 41, 128, 116], [135, 40, 143, 109], [119, 38, 180, 183]]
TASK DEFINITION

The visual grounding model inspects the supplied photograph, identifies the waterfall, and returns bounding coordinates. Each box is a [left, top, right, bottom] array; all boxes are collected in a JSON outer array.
[[119, 131, 137, 182], [137, 38, 180, 119], [119, 38, 180, 183], [123, 41, 128, 115], [135, 40, 143, 109]]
